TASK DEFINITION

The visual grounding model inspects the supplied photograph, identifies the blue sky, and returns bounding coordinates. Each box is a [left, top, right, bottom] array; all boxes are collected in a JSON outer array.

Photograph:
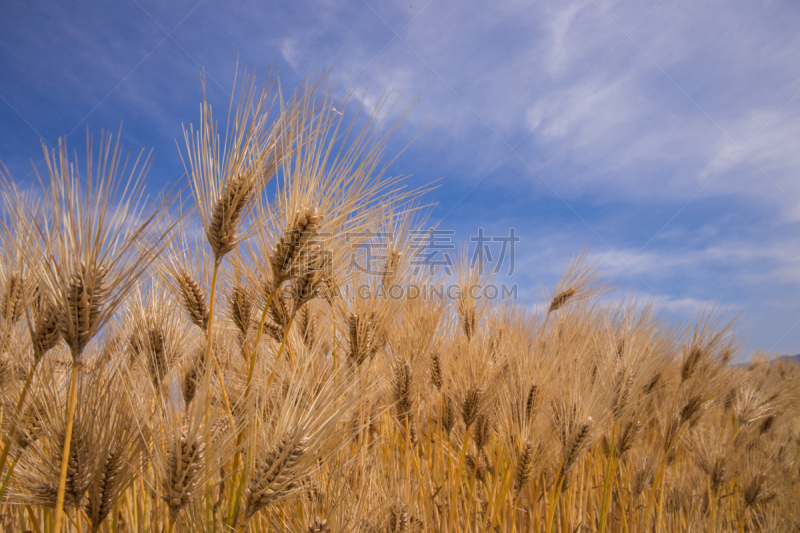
[[1, 0, 799, 359]]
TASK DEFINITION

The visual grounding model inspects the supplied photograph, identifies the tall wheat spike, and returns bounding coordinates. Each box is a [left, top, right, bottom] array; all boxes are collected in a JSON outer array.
[[3, 128, 176, 532]]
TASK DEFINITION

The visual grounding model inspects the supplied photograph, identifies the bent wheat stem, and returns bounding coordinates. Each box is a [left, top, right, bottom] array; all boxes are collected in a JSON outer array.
[[203, 258, 235, 428], [26, 505, 41, 533], [545, 463, 566, 533], [245, 289, 278, 394], [0, 452, 19, 502], [598, 428, 617, 533], [226, 288, 277, 526], [265, 315, 296, 392], [53, 362, 80, 533], [0, 361, 39, 496]]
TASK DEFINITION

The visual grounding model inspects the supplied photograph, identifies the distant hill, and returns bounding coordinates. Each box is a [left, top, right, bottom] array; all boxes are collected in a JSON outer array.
[[778, 354, 800, 364]]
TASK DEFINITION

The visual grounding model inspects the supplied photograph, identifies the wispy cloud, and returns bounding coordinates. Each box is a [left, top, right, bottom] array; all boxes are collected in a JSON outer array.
[[1, 0, 799, 356]]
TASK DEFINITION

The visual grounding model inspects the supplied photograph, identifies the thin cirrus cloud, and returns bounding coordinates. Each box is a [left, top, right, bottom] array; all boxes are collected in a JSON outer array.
[[0, 0, 799, 358]]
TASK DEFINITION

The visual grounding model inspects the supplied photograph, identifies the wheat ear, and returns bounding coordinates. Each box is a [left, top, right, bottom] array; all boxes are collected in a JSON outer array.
[[243, 433, 309, 519]]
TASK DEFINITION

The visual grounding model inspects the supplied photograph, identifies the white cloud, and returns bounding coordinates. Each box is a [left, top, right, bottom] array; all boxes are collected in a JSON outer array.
[[546, 1, 592, 76], [280, 39, 301, 71]]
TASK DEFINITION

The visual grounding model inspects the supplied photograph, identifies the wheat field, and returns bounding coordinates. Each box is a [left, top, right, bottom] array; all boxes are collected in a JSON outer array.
[[0, 72, 798, 533]]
